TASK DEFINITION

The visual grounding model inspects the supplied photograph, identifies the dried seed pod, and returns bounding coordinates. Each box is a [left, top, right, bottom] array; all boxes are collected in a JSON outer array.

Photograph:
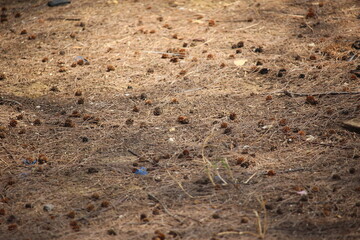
[[305, 95, 318, 105], [107, 65, 115, 72], [64, 119, 75, 127], [177, 116, 189, 124]]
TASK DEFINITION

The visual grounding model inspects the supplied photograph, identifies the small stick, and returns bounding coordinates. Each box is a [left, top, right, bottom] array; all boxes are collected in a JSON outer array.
[[143, 51, 184, 56], [244, 172, 257, 184], [281, 168, 306, 173], [0, 157, 9, 167], [1, 143, 14, 160], [235, 22, 261, 31], [147, 193, 182, 222], [0, 98, 22, 106], [218, 231, 259, 237], [283, 90, 360, 97], [65, 18, 81, 21], [127, 149, 140, 157], [259, 168, 308, 175]]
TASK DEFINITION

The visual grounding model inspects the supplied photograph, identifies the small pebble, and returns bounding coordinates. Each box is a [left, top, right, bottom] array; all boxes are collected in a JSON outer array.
[[43, 204, 54, 212]]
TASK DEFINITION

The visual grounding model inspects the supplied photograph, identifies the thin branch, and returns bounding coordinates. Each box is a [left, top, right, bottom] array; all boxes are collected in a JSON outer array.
[[147, 193, 182, 222], [0, 97, 22, 106], [282, 90, 360, 97], [244, 172, 257, 184], [1, 143, 14, 160]]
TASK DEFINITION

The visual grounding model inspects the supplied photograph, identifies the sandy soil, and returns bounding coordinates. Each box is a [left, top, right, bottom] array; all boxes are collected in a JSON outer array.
[[0, 0, 360, 239]]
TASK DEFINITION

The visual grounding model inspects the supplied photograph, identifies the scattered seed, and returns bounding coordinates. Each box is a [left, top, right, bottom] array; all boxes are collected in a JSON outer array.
[[305, 96, 318, 105], [332, 174, 341, 180], [28, 34, 36, 40], [232, 41, 244, 49], [87, 167, 98, 174], [235, 157, 245, 165], [133, 106, 140, 112], [77, 59, 84, 65], [25, 203, 32, 209], [33, 119, 41, 126], [241, 217, 249, 223], [259, 68, 269, 74], [170, 57, 178, 63], [352, 40, 360, 50], [6, 215, 16, 224], [50, 86, 59, 92], [140, 213, 149, 222], [75, 90, 82, 96], [179, 69, 187, 75], [220, 122, 228, 128], [140, 93, 147, 100], [177, 116, 189, 124], [86, 204, 95, 212], [69, 221, 80, 231], [101, 200, 110, 208], [309, 55, 317, 60], [107, 65, 115, 72], [38, 154, 48, 164], [64, 119, 75, 127], [152, 208, 160, 215], [223, 127, 232, 134], [0, 73, 6, 80], [212, 213, 220, 219], [279, 119, 287, 126], [153, 107, 162, 116], [77, 98, 84, 104], [8, 224, 17, 231], [125, 119, 134, 125], [66, 211, 76, 219], [266, 95, 273, 101], [91, 193, 100, 200], [229, 112, 236, 120], [306, 8, 316, 19], [170, 98, 178, 104], [207, 54, 214, 60], [208, 19, 215, 26], [277, 69, 286, 77], [9, 119, 17, 127], [107, 229, 117, 236]]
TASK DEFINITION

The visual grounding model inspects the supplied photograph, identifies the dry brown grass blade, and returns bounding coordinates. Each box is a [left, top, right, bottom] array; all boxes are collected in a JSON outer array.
[[201, 128, 217, 186], [166, 170, 194, 198], [217, 196, 268, 239]]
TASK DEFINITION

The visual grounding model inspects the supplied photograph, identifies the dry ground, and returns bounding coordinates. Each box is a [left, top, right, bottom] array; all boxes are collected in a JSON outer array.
[[0, 0, 360, 239]]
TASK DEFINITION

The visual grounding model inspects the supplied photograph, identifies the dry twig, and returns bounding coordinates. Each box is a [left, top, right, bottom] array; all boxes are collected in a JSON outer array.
[[282, 90, 360, 97]]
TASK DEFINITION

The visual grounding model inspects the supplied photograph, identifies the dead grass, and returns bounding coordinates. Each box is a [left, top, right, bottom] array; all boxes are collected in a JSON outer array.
[[0, 0, 360, 239]]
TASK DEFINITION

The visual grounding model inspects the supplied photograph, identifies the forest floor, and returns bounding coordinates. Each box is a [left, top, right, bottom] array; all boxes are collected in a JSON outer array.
[[0, 0, 360, 239]]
